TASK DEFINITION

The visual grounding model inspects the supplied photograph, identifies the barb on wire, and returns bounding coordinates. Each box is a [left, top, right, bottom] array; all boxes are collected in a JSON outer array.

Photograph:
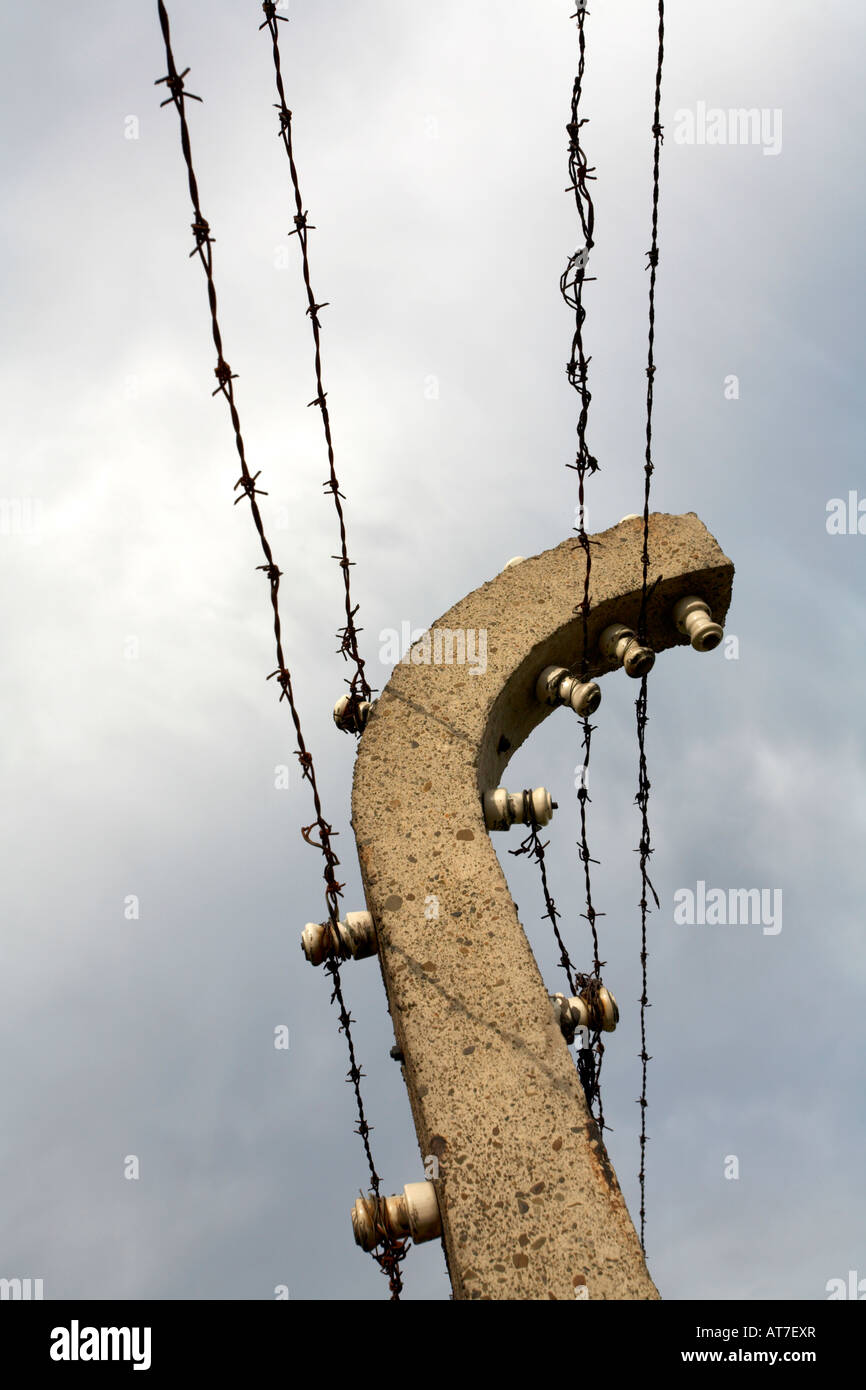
[[634, 0, 666, 1256], [509, 793, 608, 1130], [258, 1, 373, 730], [154, 0, 405, 1296]]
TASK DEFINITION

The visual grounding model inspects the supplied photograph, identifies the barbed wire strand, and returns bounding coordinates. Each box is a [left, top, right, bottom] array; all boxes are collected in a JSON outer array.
[[559, 1, 607, 1128], [258, 2, 372, 721], [509, 797, 607, 1118], [634, 0, 666, 1255], [154, 0, 407, 1296]]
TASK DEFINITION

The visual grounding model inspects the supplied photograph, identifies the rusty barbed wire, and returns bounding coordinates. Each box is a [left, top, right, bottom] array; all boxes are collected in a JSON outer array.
[[258, 2, 372, 726], [509, 793, 607, 1130], [634, 0, 666, 1255], [634, 673, 659, 1255], [558, 1, 609, 1124], [154, 0, 406, 1297], [561, 1, 598, 647]]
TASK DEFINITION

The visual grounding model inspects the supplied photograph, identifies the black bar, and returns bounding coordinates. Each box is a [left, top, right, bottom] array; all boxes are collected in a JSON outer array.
[[2, 1297, 862, 1375]]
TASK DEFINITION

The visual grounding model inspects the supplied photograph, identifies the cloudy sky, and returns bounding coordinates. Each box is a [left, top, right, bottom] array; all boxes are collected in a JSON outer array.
[[1, 0, 864, 1301]]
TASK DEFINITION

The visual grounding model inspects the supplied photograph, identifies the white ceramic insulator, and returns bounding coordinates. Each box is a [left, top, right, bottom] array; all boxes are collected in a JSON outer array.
[[672, 595, 724, 652], [351, 1198, 374, 1251], [549, 993, 571, 1036], [301, 912, 378, 966], [403, 1181, 442, 1243], [351, 1194, 399, 1252], [351, 1182, 442, 1251], [536, 666, 601, 717], [536, 666, 566, 706], [341, 911, 379, 960], [600, 623, 634, 664], [561, 675, 602, 717], [482, 787, 512, 832], [551, 988, 619, 1038], [483, 786, 555, 830], [301, 920, 334, 967], [599, 987, 619, 1032], [508, 786, 554, 827], [333, 694, 373, 731], [598, 623, 655, 678], [566, 987, 619, 1033], [568, 996, 591, 1031]]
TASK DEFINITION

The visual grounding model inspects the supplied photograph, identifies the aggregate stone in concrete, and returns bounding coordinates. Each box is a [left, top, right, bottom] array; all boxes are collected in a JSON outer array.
[[352, 513, 734, 1300]]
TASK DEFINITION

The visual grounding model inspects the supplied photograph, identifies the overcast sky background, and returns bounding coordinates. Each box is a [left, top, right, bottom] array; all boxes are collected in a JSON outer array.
[[1, 0, 864, 1302]]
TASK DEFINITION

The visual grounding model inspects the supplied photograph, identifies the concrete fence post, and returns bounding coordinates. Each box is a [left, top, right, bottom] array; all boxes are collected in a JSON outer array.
[[350, 513, 734, 1300]]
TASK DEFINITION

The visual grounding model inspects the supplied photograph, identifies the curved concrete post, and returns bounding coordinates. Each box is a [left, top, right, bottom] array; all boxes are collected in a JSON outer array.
[[351, 513, 734, 1300]]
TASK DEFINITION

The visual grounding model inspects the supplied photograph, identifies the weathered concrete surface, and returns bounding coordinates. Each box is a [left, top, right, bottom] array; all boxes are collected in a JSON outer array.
[[351, 514, 734, 1300]]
